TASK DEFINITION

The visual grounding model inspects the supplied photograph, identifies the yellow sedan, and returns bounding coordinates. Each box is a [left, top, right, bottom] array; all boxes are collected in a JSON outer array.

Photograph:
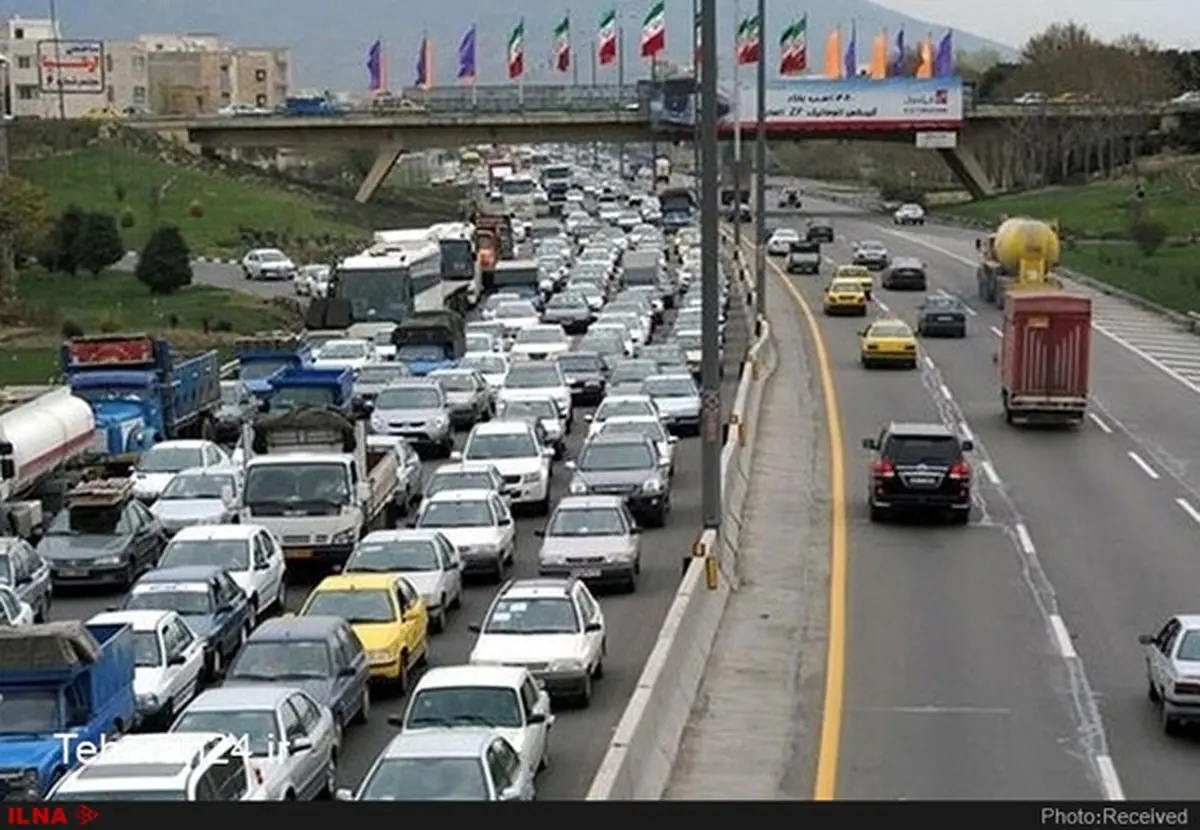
[[823, 278, 869, 316], [835, 264, 874, 298], [860, 318, 919, 369], [299, 572, 429, 690]]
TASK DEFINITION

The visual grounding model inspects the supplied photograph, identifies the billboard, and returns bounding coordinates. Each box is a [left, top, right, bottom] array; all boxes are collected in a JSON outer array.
[[643, 77, 732, 134], [37, 40, 105, 94], [735, 77, 963, 132]]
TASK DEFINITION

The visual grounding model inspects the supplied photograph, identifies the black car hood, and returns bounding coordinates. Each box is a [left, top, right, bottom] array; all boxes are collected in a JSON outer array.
[[37, 534, 132, 560]]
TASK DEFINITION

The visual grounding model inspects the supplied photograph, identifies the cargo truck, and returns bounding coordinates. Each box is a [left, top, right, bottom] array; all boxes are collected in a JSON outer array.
[[262, 366, 355, 416], [976, 217, 1064, 310], [234, 332, 313, 397], [1000, 292, 1092, 426], [0, 621, 136, 799], [391, 310, 467, 375], [60, 335, 221, 472], [238, 407, 403, 568]]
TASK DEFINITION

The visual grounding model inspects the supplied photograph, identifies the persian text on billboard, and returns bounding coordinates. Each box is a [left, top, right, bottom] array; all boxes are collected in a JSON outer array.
[[738, 79, 963, 130], [36, 40, 105, 94]]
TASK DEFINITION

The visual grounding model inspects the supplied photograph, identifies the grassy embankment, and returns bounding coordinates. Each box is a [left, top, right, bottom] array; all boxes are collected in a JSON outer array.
[[935, 160, 1200, 313]]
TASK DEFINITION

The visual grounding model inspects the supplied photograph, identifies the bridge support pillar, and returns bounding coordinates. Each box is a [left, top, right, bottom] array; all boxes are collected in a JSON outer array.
[[937, 146, 996, 200], [355, 143, 405, 203]]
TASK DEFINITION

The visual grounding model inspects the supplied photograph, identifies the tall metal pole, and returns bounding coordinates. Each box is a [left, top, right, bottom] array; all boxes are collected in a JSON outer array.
[[691, 0, 700, 179], [590, 41, 598, 169], [699, 0, 721, 530], [649, 54, 658, 192], [753, 0, 767, 326], [0, 56, 14, 312], [731, 0, 742, 255], [48, 0, 65, 119], [617, 23, 626, 179]]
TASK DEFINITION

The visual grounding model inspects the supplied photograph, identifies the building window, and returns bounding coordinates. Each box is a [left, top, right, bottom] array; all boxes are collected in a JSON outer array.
[[105, 54, 113, 73], [13, 28, 23, 39], [106, 85, 114, 103], [220, 91, 230, 102], [17, 85, 37, 100], [256, 93, 267, 107], [255, 69, 266, 82], [16, 56, 30, 69], [133, 56, 145, 71], [133, 86, 146, 104]]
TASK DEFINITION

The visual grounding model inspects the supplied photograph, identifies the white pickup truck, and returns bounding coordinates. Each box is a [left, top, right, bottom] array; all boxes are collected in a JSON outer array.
[[238, 408, 403, 569]]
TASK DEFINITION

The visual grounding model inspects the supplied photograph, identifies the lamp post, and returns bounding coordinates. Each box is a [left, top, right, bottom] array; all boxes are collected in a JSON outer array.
[[699, 0, 720, 529]]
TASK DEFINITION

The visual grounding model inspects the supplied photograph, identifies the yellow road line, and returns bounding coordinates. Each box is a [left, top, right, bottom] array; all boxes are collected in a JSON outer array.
[[734, 237, 848, 800]]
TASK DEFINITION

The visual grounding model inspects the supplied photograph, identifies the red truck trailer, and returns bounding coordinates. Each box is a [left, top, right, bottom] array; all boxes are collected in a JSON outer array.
[[1001, 291, 1092, 426]]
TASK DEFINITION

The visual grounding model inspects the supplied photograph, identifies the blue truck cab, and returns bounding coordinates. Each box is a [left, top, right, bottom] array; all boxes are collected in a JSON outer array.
[[235, 333, 314, 397], [262, 367, 354, 415], [0, 621, 136, 800], [284, 95, 343, 117], [390, 311, 467, 376], [61, 334, 221, 468]]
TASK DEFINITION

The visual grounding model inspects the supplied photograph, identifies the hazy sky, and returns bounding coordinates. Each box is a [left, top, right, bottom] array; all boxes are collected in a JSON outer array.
[[873, 0, 1200, 49]]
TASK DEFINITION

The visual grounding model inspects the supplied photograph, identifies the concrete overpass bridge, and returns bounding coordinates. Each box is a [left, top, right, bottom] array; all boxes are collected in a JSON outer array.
[[127, 83, 1190, 202]]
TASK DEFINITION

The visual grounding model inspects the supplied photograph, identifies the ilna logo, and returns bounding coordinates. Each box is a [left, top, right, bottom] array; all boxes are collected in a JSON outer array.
[[6, 806, 98, 826]]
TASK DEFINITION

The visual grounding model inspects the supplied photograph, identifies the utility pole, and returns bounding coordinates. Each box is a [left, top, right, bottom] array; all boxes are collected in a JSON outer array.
[[617, 22, 626, 179], [731, 0, 742, 255], [649, 54, 658, 192], [699, 0, 721, 530], [753, 0, 767, 328], [691, 0, 700, 179], [0, 55, 14, 310], [48, 0, 65, 120], [590, 41, 599, 169]]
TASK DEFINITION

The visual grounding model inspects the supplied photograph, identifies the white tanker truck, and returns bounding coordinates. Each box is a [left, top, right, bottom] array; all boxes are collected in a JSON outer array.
[[0, 386, 97, 537]]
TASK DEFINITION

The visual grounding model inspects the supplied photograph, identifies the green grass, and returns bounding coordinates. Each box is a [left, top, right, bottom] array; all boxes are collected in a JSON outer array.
[[0, 348, 59, 385], [1062, 243, 1200, 314], [12, 146, 368, 258]]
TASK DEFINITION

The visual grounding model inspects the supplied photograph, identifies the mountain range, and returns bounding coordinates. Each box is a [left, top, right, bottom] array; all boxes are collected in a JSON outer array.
[[1, 0, 1017, 89]]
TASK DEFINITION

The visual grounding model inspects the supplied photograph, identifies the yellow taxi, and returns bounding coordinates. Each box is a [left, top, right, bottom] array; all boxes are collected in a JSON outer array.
[[835, 264, 875, 298], [823, 278, 869, 316], [299, 572, 429, 689], [860, 318, 918, 369], [82, 106, 124, 120]]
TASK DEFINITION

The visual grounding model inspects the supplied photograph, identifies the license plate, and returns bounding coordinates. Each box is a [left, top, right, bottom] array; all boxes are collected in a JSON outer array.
[[572, 569, 602, 579], [287, 549, 313, 559], [58, 568, 88, 577], [937, 315, 956, 321], [908, 477, 938, 486]]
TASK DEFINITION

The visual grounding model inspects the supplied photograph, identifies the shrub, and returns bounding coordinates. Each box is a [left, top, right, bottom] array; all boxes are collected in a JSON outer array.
[[60, 319, 84, 338], [135, 224, 193, 295], [119, 207, 136, 229], [211, 318, 233, 332], [44, 205, 87, 275], [98, 313, 123, 333], [1129, 216, 1169, 257], [77, 212, 125, 276], [187, 199, 204, 218], [113, 184, 127, 202]]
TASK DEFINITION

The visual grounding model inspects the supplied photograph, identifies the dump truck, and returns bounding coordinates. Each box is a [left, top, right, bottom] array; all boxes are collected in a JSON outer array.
[[234, 332, 313, 397], [474, 213, 516, 294], [391, 310, 467, 375], [976, 217, 1064, 310], [262, 366, 355, 417]]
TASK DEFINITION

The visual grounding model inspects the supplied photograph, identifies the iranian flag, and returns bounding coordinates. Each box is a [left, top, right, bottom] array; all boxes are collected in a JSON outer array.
[[640, 0, 665, 59], [554, 14, 571, 72], [507, 18, 525, 79], [597, 9, 618, 66], [736, 14, 761, 65], [778, 16, 808, 75]]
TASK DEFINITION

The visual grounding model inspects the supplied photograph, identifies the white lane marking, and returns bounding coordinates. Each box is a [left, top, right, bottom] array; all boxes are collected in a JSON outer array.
[[922, 354, 935, 369], [989, 325, 1003, 338], [851, 706, 1012, 715], [1049, 613, 1078, 660], [938, 382, 953, 401], [1015, 522, 1036, 556], [1095, 754, 1126, 801], [959, 423, 975, 444], [1127, 451, 1160, 480], [1176, 497, 1200, 526], [1087, 412, 1113, 434], [981, 460, 1001, 486]]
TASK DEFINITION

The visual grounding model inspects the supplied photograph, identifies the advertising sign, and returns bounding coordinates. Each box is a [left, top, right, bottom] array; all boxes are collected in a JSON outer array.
[[915, 131, 958, 148], [37, 40, 105, 94], [646, 77, 732, 134], [736, 78, 963, 132]]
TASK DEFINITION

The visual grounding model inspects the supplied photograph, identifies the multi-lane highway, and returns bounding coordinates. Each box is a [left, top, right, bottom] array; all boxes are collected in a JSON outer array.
[[47, 267, 748, 800], [753, 183, 1200, 800]]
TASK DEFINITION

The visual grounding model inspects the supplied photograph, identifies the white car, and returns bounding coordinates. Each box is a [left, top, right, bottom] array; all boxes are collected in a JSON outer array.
[[465, 331, 501, 353], [564, 211, 591, 235], [313, 338, 378, 372], [0, 584, 34, 626], [481, 293, 523, 322], [459, 352, 510, 396], [893, 203, 926, 225], [468, 578, 606, 707], [157, 524, 288, 620], [497, 361, 572, 423], [149, 466, 240, 534], [343, 529, 463, 631], [454, 420, 554, 513], [599, 203, 623, 224], [496, 395, 566, 458], [510, 325, 571, 361], [242, 248, 296, 281], [132, 439, 231, 503], [589, 321, 637, 356], [401, 665, 553, 775], [494, 301, 542, 339], [90, 609, 206, 728], [413, 489, 516, 581], [595, 415, 677, 477], [586, 394, 661, 438], [766, 228, 801, 255]]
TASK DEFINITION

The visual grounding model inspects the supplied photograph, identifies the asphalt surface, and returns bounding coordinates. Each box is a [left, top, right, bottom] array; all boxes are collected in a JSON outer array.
[[48, 281, 748, 800], [115, 254, 297, 301], [765, 178, 1200, 799]]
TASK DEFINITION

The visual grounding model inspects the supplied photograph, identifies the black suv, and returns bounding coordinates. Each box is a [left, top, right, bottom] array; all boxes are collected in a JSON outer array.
[[881, 257, 928, 291], [807, 218, 835, 243], [862, 422, 973, 524]]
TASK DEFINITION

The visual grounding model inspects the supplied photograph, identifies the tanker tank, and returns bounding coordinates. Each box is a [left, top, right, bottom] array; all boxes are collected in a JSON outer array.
[[976, 217, 1063, 309]]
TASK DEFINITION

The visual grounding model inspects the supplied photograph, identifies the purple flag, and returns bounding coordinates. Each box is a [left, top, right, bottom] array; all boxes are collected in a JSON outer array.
[[843, 21, 857, 77], [366, 39, 383, 91], [414, 36, 431, 89], [457, 25, 477, 81], [890, 29, 905, 76], [933, 31, 953, 77]]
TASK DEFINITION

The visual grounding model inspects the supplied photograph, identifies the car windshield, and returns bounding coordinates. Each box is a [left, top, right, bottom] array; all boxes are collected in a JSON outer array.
[[137, 446, 204, 474], [220, 384, 244, 404], [643, 377, 696, 397], [466, 431, 538, 460], [125, 585, 214, 616], [358, 366, 408, 384], [500, 399, 556, 419], [485, 596, 579, 634], [1177, 630, 1200, 661], [159, 540, 250, 570], [259, 251, 286, 262], [406, 687, 523, 729], [610, 364, 656, 385], [557, 354, 602, 372], [830, 281, 861, 293], [579, 336, 621, 354], [132, 631, 163, 668], [600, 420, 666, 443], [359, 758, 489, 801], [348, 538, 441, 572], [882, 435, 961, 465], [465, 335, 494, 352], [516, 329, 564, 345], [420, 500, 494, 528], [304, 589, 395, 624], [869, 323, 911, 338], [925, 297, 960, 311], [319, 343, 368, 359], [484, 294, 519, 311], [173, 710, 280, 757], [159, 473, 233, 500], [496, 303, 536, 319], [428, 471, 497, 495], [377, 388, 442, 409], [504, 367, 562, 388], [859, 241, 885, 252], [596, 399, 655, 420], [579, 442, 655, 471], [674, 332, 702, 350], [0, 690, 59, 733], [549, 507, 627, 536], [461, 355, 506, 375], [396, 344, 445, 361], [548, 295, 586, 309], [434, 373, 475, 392], [47, 505, 127, 536], [229, 640, 332, 681]]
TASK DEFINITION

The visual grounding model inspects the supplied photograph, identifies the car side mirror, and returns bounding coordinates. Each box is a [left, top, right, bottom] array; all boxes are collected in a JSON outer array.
[[446, 560, 460, 570], [534, 529, 545, 537], [585, 621, 603, 633], [961, 440, 974, 452], [500, 516, 513, 526], [542, 447, 555, 459], [335, 788, 354, 801], [583, 414, 593, 422], [862, 438, 878, 450], [449, 450, 463, 461], [167, 654, 186, 666], [630, 526, 643, 534], [527, 712, 547, 725], [257, 399, 270, 413], [564, 460, 576, 470], [857, 329, 867, 336], [974, 238, 981, 250], [338, 665, 358, 677], [356, 482, 371, 502], [289, 736, 313, 753], [468, 623, 482, 633], [498, 786, 522, 802], [1138, 634, 1156, 646]]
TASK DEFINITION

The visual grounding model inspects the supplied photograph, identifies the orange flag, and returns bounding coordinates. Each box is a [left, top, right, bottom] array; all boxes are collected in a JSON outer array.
[[915, 36, 933, 78], [823, 27, 842, 78], [869, 30, 887, 78]]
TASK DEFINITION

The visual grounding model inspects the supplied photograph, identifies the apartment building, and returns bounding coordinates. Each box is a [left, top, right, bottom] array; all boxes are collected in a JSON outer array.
[[141, 33, 290, 115]]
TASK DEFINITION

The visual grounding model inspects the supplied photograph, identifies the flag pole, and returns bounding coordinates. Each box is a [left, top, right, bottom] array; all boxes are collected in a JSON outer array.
[[470, 24, 478, 107], [617, 18, 625, 178], [732, 0, 743, 255], [650, 51, 658, 193], [691, 0, 700, 180], [753, 0, 767, 325]]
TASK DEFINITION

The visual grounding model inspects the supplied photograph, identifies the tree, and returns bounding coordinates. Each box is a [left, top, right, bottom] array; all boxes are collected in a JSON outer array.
[[0, 175, 52, 308], [135, 225, 193, 295], [45, 205, 87, 275], [77, 212, 126, 276]]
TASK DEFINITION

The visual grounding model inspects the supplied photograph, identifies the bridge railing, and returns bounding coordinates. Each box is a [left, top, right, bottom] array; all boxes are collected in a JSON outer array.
[[397, 84, 643, 114]]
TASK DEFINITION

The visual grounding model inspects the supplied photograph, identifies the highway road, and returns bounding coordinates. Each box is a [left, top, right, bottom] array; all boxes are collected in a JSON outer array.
[[47, 283, 748, 800], [762, 182, 1200, 800]]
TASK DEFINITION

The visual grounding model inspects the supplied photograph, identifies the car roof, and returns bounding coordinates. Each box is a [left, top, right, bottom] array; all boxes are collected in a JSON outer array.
[[147, 439, 211, 450], [424, 488, 497, 503], [184, 685, 301, 711], [415, 664, 528, 691], [432, 462, 501, 475], [585, 432, 654, 446], [249, 615, 345, 641], [312, 573, 399, 592], [886, 421, 957, 438], [501, 578, 574, 599], [644, 373, 695, 383], [599, 394, 654, 405], [471, 420, 534, 435], [1174, 614, 1200, 629], [891, 256, 924, 267], [90, 609, 177, 631], [554, 494, 626, 510], [136, 565, 224, 584], [171, 466, 235, 479], [869, 318, 912, 329], [380, 728, 498, 760], [360, 528, 445, 544], [170, 524, 259, 542]]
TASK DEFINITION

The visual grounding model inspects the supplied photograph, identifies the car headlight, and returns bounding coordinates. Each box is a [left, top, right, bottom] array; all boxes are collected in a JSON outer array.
[[331, 528, 358, 545], [549, 658, 584, 672], [642, 478, 663, 493], [94, 555, 122, 566], [367, 649, 394, 664], [569, 480, 589, 495], [370, 414, 385, 430], [137, 693, 159, 709], [431, 415, 449, 428], [522, 472, 541, 483]]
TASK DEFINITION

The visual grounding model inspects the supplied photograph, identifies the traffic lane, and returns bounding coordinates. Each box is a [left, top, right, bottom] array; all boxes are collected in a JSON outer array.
[[778, 262, 1097, 797], [113, 254, 295, 300]]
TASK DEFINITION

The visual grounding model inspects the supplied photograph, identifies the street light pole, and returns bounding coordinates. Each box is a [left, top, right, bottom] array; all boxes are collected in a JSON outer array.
[[699, 0, 721, 530], [753, 0, 767, 327]]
